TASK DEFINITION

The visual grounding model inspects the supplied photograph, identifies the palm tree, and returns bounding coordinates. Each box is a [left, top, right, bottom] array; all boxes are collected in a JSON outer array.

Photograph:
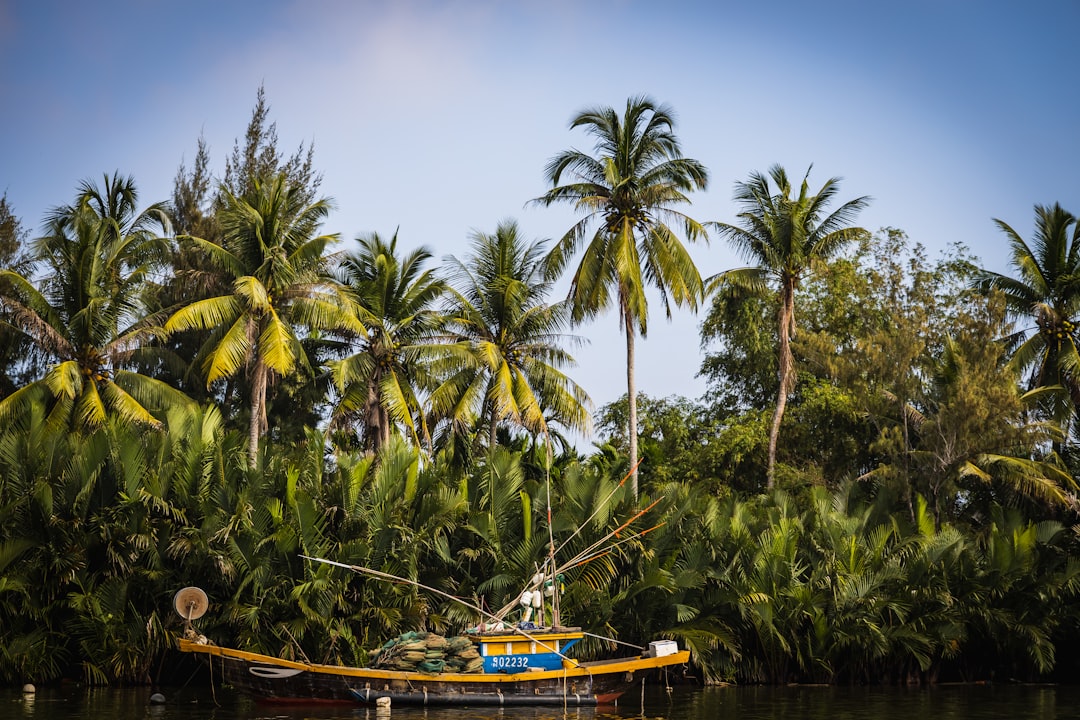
[[711, 165, 869, 488], [972, 204, 1080, 434], [0, 173, 189, 432], [164, 172, 353, 467], [329, 231, 448, 453], [432, 219, 591, 450], [0, 192, 35, 400], [533, 96, 708, 495]]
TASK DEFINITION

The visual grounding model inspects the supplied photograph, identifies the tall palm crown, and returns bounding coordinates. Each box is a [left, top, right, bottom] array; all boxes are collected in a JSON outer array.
[[712, 165, 869, 488], [329, 231, 448, 453], [534, 95, 708, 495], [0, 173, 185, 431], [972, 203, 1080, 426], [164, 172, 351, 467], [432, 219, 591, 449]]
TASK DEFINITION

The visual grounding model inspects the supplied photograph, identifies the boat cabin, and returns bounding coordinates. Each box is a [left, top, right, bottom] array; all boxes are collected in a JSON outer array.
[[474, 627, 582, 672]]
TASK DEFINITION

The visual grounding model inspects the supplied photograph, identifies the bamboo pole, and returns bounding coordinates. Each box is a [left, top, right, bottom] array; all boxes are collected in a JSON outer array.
[[299, 556, 580, 665]]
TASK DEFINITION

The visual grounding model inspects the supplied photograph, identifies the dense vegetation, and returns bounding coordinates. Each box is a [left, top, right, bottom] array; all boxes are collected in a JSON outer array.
[[2, 89, 1079, 688]]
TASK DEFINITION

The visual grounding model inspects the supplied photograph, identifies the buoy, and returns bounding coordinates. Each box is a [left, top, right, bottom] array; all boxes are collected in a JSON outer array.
[[22, 684, 35, 694], [375, 696, 391, 707], [149, 693, 166, 705]]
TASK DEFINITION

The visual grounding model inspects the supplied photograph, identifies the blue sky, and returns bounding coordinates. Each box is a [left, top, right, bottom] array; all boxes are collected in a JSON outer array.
[[2, 0, 1078, 435]]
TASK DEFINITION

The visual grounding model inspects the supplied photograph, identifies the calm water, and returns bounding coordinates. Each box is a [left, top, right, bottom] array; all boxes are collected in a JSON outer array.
[[3, 684, 1080, 720], [2, 686, 1080, 720]]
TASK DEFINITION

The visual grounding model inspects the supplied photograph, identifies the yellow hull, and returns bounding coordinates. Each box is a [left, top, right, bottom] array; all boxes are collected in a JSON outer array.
[[178, 638, 690, 706]]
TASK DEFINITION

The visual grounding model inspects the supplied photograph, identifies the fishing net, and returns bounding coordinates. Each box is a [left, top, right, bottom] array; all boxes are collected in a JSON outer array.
[[369, 631, 485, 673]]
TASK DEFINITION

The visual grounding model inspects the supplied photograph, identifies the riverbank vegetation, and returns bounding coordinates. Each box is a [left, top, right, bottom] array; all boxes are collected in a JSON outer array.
[[1, 89, 1079, 688]]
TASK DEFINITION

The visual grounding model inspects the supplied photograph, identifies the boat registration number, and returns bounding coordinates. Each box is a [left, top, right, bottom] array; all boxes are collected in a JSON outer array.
[[489, 655, 530, 670]]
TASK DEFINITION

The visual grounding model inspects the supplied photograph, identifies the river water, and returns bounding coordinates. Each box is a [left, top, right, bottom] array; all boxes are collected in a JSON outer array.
[[2, 684, 1079, 720]]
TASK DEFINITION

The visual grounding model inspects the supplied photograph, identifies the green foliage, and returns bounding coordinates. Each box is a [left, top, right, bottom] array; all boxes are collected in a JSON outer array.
[[433, 220, 591, 451], [222, 85, 321, 205], [164, 172, 348, 467], [329, 230, 448, 453], [596, 393, 735, 493], [1, 392, 1078, 686], [535, 95, 709, 496], [3, 95, 1080, 691], [0, 174, 189, 433], [710, 164, 870, 487], [973, 203, 1080, 440], [0, 192, 34, 399], [699, 291, 776, 412], [161, 86, 330, 444]]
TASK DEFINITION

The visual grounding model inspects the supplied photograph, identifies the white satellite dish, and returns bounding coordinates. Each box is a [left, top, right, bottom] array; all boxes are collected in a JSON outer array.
[[173, 586, 209, 622]]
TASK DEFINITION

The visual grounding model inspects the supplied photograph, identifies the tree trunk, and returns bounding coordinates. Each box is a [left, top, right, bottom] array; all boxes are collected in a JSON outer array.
[[625, 308, 639, 498], [766, 282, 796, 489], [379, 406, 391, 451], [901, 397, 916, 523], [484, 376, 499, 451], [248, 359, 268, 469], [365, 376, 383, 454]]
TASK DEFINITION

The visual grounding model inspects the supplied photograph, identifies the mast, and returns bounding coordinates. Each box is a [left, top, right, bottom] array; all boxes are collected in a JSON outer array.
[[544, 434, 559, 627]]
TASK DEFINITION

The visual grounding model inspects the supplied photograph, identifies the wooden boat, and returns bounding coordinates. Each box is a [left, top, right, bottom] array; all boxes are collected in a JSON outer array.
[[174, 470, 688, 707], [177, 626, 689, 706]]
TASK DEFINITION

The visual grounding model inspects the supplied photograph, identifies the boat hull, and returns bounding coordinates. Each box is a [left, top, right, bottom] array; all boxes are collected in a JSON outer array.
[[178, 638, 689, 706]]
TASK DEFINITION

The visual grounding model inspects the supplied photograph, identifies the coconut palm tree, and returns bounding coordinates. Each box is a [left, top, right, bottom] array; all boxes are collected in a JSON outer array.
[[711, 165, 869, 488], [972, 204, 1080, 435], [329, 231, 448, 453], [0, 174, 189, 432], [432, 219, 591, 450], [0, 192, 35, 400], [164, 172, 355, 467], [533, 96, 708, 495]]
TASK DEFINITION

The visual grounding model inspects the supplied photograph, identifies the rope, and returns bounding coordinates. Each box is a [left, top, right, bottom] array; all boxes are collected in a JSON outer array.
[[300, 556, 579, 665], [209, 649, 219, 707], [553, 458, 643, 558], [581, 631, 645, 651]]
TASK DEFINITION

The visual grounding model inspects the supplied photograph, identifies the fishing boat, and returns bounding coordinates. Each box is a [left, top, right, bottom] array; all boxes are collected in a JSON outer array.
[[174, 462, 688, 706], [177, 628, 686, 706], [174, 583, 690, 707]]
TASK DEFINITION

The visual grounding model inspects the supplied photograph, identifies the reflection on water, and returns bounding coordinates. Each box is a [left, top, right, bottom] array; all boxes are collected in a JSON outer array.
[[0, 685, 648, 720], [678, 684, 1078, 720], [2, 684, 1080, 720]]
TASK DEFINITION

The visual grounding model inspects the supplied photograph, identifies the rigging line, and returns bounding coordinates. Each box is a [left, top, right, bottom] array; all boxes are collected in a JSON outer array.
[[491, 519, 667, 622], [564, 550, 611, 569], [493, 527, 666, 622], [570, 498, 660, 565], [552, 457, 643, 559], [555, 499, 664, 572], [581, 631, 645, 651], [557, 523, 667, 575], [489, 433, 563, 626], [552, 500, 660, 587], [300, 556, 579, 665]]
